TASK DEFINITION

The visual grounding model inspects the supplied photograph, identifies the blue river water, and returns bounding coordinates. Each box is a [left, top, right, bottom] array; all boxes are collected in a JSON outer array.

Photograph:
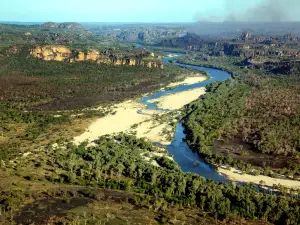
[[137, 45, 231, 182]]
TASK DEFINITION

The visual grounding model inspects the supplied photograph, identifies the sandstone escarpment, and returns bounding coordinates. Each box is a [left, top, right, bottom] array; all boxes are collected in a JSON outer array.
[[30, 45, 163, 69], [32, 46, 72, 61]]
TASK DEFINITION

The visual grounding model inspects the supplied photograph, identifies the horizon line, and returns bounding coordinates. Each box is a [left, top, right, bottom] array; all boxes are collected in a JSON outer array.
[[2, 21, 300, 24]]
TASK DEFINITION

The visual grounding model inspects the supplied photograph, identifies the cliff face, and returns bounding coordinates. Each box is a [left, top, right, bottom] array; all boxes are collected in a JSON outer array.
[[32, 46, 72, 61], [30, 45, 163, 69]]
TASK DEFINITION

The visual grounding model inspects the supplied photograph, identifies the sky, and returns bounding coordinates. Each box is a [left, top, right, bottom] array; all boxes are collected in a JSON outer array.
[[0, 0, 298, 23]]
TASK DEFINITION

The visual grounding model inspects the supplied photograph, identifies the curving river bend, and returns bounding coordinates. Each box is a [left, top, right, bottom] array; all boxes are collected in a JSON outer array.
[[137, 48, 232, 182]]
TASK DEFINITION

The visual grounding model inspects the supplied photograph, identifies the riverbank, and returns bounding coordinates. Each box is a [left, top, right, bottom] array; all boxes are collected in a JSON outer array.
[[73, 74, 208, 145], [176, 58, 235, 78], [72, 56, 300, 192], [218, 167, 300, 190]]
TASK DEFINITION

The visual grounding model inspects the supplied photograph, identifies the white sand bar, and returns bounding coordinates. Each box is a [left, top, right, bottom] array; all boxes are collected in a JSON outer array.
[[167, 74, 207, 88], [148, 87, 206, 110], [218, 167, 300, 190], [73, 101, 153, 144]]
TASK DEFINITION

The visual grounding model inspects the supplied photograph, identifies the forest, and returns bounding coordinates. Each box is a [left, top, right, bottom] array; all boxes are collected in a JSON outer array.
[[0, 55, 186, 110], [0, 134, 299, 224]]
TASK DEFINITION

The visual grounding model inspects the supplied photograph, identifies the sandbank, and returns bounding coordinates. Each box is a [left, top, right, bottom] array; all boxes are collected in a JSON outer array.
[[167, 74, 207, 88], [218, 167, 300, 190], [148, 87, 206, 110]]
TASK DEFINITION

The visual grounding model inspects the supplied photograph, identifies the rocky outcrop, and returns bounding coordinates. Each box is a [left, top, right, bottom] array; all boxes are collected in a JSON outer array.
[[41, 22, 83, 30], [239, 57, 300, 75], [90, 25, 184, 44], [32, 46, 72, 61], [30, 45, 163, 69]]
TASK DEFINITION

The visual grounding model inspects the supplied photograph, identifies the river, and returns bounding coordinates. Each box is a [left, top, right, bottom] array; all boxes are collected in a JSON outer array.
[[137, 48, 232, 182]]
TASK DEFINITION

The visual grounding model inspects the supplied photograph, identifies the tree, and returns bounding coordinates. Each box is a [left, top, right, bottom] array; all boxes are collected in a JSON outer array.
[[259, 180, 266, 188]]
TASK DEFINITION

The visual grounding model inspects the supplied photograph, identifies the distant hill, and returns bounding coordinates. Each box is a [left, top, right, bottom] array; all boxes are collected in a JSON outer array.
[[188, 22, 300, 37], [41, 22, 83, 29]]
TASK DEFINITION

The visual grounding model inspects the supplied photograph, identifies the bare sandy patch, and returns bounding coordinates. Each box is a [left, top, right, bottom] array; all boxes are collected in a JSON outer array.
[[73, 100, 153, 144], [167, 74, 207, 88], [149, 87, 206, 110], [148, 151, 174, 161], [133, 120, 173, 145], [218, 167, 300, 190], [141, 151, 174, 167]]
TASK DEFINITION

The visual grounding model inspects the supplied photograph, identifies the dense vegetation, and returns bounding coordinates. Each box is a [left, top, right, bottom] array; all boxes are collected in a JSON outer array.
[[184, 79, 250, 155], [181, 55, 300, 178], [1, 135, 299, 224], [0, 55, 187, 110], [2, 187, 268, 225]]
